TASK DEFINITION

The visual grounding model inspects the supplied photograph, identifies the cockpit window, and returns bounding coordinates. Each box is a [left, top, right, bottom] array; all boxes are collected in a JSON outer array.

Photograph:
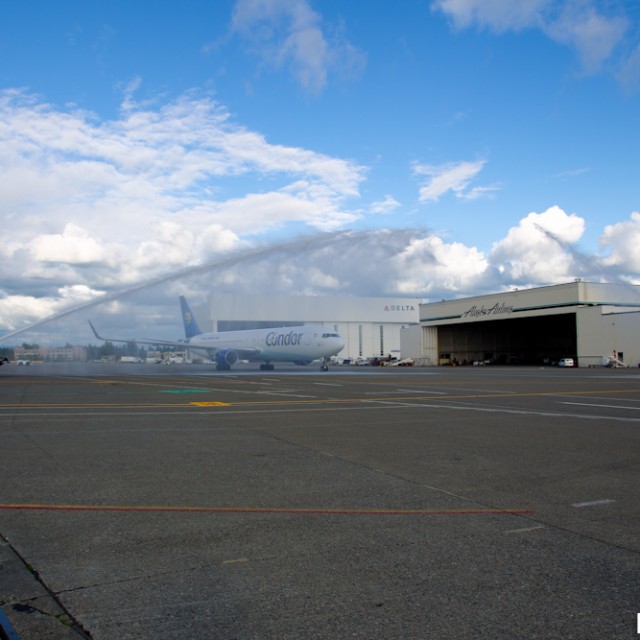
[[322, 332, 339, 338]]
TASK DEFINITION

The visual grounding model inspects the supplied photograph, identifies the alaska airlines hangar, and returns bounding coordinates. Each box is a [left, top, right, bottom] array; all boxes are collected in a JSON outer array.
[[401, 281, 640, 367]]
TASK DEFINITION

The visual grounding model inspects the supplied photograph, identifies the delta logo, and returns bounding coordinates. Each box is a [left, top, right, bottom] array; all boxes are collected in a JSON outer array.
[[384, 304, 416, 312]]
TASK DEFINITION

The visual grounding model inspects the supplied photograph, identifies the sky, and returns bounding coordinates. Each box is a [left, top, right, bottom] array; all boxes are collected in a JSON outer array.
[[1, 0, 639, 344]]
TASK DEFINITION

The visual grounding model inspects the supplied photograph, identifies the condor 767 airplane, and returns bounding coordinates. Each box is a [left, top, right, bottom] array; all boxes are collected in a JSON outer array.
[[89, 296, 345, 371]]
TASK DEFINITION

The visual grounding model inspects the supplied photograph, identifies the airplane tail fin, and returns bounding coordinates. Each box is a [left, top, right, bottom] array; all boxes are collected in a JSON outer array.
[[179, 296, 203, 338]]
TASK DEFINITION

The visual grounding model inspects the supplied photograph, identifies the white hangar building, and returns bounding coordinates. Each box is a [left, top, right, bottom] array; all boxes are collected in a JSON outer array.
[[402, 282, 640, 368], [193, 292, 421, 360]]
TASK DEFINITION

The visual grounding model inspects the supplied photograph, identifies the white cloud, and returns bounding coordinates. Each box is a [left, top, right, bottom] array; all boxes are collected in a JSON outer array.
[[0, 87, 372, 333], [0, 88, 366, 298], [58, 284, 106, 301], [230, 0, 366, 93], [489, 205, 586, 283], [431, 0, 548, 32], [393, 235, 489, 294], [600, 212, 640, 274], [370, 195, 401, 215], [433, 0, 631, 78], [413, 159, 490, 203], [545, 3, 627, 74], [28, 224, 109, 265]]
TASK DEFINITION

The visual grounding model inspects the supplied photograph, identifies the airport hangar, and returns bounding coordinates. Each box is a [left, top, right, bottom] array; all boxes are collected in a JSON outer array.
[[192, 292, 422, 361], [401, 281, 640, 368]]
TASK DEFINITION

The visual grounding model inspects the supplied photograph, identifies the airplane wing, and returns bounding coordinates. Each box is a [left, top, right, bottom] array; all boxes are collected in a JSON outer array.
[[88, 321, 191, 350], [88, 321, 263, 360]]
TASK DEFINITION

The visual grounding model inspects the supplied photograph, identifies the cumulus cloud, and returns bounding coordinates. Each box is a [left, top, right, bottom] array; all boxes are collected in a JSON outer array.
[[489, 205, 586, 283], [28, 224, 109, 265], [392, 235, 489, 294], [230, 0, 366, 94], [432, 0, 632, 79], [3, 207, 640, 343], [600, 212, 640, 275]]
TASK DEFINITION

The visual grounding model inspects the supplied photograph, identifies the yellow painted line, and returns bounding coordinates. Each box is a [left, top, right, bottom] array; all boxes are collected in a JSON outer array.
[[191, 401, 231, 407], [223, 558, 249, 565], [0, 503, 533, 516]]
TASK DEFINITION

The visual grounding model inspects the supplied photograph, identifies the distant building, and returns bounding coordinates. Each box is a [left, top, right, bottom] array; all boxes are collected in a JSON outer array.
[[47, 346, 88, 362], [402, 281, 640, 367], [13, 346, 88, 362], [13, 346, 46, 362], [193, 293, 421, 361]]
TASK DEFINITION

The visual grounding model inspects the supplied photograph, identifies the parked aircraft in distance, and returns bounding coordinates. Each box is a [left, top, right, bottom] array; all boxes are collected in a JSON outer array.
[[89, 296, 345, 371]]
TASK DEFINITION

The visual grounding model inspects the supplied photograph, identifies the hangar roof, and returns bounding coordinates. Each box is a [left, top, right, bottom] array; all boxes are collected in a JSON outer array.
[[421, 281, 640, 326]]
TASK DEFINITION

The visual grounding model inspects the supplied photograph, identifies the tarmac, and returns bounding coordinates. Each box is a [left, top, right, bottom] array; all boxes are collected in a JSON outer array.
[[1, 361, 639, 639]]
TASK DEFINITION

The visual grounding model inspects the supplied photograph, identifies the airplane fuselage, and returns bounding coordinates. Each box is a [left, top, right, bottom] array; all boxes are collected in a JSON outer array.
[[186, 325, 344, 365]]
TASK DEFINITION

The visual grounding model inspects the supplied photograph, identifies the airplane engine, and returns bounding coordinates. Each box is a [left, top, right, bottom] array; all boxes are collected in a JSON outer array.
[[215, 349, 239, 370]]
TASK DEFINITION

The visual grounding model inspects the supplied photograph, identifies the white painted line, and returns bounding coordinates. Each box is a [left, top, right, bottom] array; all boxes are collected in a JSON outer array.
[[397, 389, 447, 395], [571, 499, 615, 508], [562, 402, 640, 411], [363, 389, 445, 395], [504, 526, 545, 534], [361, 400, 640, 422]]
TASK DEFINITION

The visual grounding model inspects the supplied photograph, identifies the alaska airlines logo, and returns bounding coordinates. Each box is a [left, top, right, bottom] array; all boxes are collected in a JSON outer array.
[[462, 303, 513, 318], [384, 304, 416, 312], [265, 331, 303, 347]]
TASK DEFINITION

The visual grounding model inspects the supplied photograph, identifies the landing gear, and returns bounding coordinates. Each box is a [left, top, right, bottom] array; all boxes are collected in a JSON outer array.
[[320, 358, 329, 371], [260, 363, 274, 371]]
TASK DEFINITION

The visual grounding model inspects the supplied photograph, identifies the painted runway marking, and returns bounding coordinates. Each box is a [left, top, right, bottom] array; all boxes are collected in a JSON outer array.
[[362, 400, 640, 422], [0, 503, 533, 516], [571, 499, 615, 508], [562, 402, 640, 411], [223, 558, 249, 565], [4, 400, 640, 423], [504, 526, 545, 534], [396, 389, 445, 394]]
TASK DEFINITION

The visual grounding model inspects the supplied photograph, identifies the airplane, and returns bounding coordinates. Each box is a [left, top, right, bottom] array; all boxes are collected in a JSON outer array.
[[89, 296, 345, 371]]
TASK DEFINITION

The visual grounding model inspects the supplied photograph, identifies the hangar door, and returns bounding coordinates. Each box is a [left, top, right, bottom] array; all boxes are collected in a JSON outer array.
[[437, 313, 577, 365]]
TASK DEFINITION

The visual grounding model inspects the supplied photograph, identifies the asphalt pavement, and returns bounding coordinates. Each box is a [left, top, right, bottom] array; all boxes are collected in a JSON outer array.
[[1, 362, 639, 639]]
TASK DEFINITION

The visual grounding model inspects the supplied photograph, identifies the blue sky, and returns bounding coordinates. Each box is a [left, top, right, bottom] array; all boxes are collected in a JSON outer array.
[[1, 0, 640, 341]]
